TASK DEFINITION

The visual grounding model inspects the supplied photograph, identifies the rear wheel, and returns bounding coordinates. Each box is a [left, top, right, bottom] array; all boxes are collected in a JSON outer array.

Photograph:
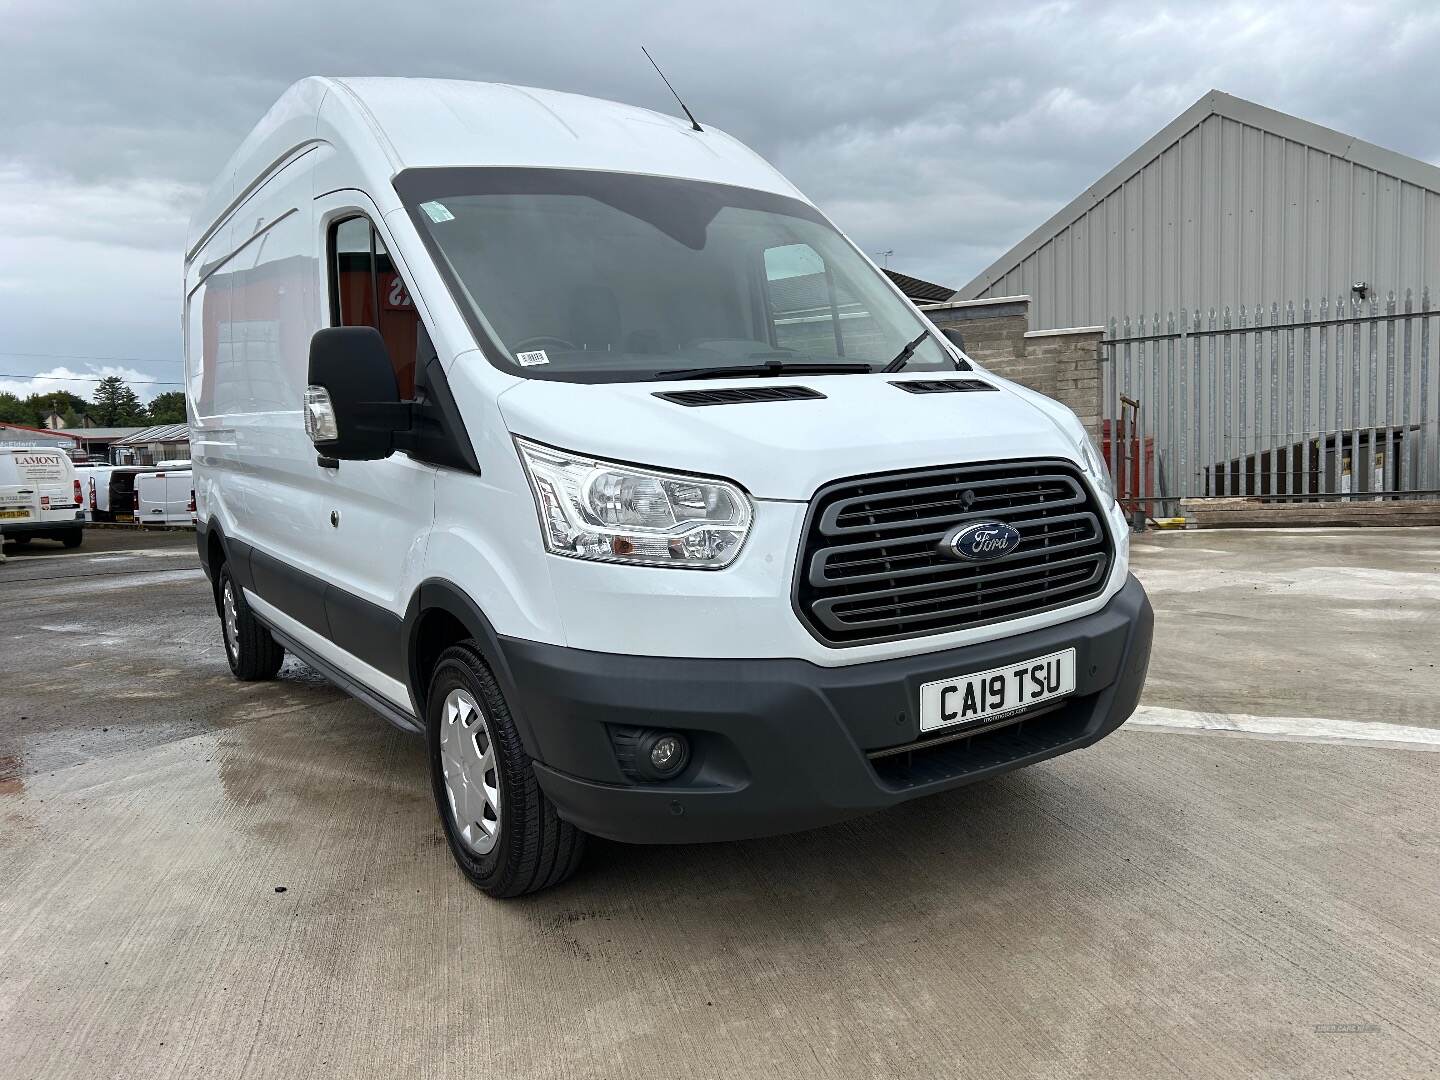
[[427, 642, 585, 897], [218, 564, 284, 681], [60, 531, 83, 549]]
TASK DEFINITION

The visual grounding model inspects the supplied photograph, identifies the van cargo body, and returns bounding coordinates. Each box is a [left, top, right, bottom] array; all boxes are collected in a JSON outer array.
[[99, 468, 156, 523], [186, 78, 1152, 896], [0, 448, 85, 547], [136, 468, 194, 527], [73, 464, 114, 522]]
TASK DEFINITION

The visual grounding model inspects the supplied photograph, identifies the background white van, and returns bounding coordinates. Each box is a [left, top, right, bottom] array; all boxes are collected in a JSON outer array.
[[136, 467, 195, 526], [0, 447, 85, 548], [73, 463, 114, 522]]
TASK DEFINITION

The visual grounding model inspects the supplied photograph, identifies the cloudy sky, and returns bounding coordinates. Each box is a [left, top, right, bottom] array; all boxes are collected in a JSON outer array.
[[3, 0, 1439, 402]]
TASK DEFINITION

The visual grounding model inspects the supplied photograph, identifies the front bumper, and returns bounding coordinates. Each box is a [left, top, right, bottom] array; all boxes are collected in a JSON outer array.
[[502, 575, 1153, 844]]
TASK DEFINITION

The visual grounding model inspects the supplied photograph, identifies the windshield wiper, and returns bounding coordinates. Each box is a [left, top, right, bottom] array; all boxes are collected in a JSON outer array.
[[882, 329, 933, 373], [656, 360, 872, 380]]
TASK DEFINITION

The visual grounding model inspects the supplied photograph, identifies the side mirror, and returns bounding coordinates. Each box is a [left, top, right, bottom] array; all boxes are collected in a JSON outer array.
[[305, 327, 403, 461]]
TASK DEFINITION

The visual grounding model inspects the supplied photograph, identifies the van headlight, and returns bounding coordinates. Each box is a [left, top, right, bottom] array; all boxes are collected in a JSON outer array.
[[514, 438, 753, 569], [1076, 431, 1116, 506]]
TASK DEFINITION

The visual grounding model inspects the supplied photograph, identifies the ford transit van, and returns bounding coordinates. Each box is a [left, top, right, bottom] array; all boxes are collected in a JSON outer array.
[[186, 78, 1152, 897]]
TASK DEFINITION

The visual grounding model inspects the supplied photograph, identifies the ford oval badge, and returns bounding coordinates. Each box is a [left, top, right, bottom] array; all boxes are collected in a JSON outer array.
[[942, 521, 1021, 561]]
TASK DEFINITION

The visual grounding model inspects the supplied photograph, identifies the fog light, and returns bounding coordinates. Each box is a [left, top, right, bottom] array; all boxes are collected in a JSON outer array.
[[609, 726, 692, 781], [649, 734, 686, 774]]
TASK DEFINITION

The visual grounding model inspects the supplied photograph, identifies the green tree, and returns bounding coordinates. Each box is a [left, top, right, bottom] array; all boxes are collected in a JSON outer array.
[[23, 390, 90, 426], [0, 392, 27, 423], [145, 391, 187, 424], [89, 376, 145, 426]]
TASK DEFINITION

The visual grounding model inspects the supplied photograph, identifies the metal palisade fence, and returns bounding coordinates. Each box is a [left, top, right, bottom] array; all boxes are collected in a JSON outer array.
[[1101, 289, 1440, 519]]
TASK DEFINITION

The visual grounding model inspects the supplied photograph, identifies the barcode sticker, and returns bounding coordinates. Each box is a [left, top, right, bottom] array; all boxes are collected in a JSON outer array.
[[516, 350, 550, 367]]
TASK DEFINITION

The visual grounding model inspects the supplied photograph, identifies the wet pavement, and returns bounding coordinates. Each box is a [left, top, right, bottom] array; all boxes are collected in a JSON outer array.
[[2, 528, 1438, 1078]]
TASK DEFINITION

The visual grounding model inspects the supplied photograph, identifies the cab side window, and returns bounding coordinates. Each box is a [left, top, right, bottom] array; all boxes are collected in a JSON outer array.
[[330, 216, 421, 397]]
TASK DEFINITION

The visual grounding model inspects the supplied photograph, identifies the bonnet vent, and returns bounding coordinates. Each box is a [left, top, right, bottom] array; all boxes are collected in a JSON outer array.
[[654, 386, 825, 407], [891, 379, 999, 395]]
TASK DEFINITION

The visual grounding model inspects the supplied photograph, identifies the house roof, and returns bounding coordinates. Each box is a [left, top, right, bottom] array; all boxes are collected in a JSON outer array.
[[883, 269, 957, 304], [113, 424, 191, 445], [958, 89, 1440, 300], [0, 423, 78, 445]]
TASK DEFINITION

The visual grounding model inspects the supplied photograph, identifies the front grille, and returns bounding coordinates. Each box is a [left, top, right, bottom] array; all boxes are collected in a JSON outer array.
[[794, 459, 1112, 646], [869, 705, 1089, 790]]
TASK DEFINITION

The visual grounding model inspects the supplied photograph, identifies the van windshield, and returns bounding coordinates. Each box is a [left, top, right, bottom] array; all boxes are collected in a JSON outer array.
[[396, 168, 954, 382]]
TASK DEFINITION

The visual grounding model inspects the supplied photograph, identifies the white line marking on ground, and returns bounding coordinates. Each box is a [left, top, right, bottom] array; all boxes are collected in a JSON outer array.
[[11, 548, 189, 562], [1128, 705, 1440, 752]]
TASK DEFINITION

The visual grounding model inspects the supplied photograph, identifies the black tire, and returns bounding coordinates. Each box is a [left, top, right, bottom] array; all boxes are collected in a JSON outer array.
[[218, 563, 284, 681], [427, 642, 585, 897], [61, 531, 83, 549], [10, 536, 31, 548]]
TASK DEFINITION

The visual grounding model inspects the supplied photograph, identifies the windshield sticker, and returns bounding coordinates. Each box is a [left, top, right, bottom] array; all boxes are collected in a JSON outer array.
[[516, 350, 550, 367], [419, 200, 455, 223]]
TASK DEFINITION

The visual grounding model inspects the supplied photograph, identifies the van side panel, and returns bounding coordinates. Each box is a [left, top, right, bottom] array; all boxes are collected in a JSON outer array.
[[190, 155, 321, 574]]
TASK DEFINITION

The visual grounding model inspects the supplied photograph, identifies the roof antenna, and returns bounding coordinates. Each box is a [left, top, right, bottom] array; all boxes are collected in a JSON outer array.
[[641, 46, 703, 132]]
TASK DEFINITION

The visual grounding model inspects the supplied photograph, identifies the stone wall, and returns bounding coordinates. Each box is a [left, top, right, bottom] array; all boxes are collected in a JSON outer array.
[[921, 295, 1103, 440]]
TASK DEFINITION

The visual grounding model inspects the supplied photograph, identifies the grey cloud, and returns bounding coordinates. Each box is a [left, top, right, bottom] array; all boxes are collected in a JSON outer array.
[[3, 0, 1440, 384]]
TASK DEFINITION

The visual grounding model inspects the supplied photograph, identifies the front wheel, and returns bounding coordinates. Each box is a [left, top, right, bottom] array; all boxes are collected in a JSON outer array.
[[218, 564, 284, 681], [427, 642, 585, 897]]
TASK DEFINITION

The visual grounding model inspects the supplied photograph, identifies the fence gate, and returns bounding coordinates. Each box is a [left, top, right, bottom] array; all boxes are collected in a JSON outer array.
[[1100, 290, 1440, 520]]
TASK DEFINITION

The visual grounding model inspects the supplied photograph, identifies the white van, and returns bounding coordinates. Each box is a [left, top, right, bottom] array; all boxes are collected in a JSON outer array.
[[74, 463, 113, 522], [186, 78, 1152, 897], [0, 447, 85, 548], [136, 468, 195, 526]]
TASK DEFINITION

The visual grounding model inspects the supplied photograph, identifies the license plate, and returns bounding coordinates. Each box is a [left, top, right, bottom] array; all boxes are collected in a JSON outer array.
[[919, 648, 1077, 733], [115, 513, 135, 523], [0, 508, 29, 519]]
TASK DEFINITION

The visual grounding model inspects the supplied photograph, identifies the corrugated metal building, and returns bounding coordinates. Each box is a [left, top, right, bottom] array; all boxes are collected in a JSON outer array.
[[111, 424, 191, 466], [957, 90, 1440, 330]]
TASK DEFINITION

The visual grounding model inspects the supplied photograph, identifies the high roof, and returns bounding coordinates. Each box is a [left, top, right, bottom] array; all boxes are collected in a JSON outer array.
[[189, 77, 803, 259], [958, 89, 1440, 319]]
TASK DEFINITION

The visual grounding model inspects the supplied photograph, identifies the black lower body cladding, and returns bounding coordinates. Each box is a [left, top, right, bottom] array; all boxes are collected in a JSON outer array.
[[503, 576, 1154, 844], [196, 520, 1153, 848]]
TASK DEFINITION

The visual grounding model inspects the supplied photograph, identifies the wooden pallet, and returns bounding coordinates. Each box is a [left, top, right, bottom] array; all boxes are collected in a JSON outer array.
[[1180, 497, 1440, 528]]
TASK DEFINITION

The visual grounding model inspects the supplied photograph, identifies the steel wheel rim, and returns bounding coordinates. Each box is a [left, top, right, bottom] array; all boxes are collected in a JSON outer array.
[[222, 580, 239, 659], [438, 688, 501, 855]]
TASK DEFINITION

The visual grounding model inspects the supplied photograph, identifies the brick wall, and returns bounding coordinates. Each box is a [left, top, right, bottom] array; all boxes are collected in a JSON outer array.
[[922, 296, 1030, 377], [921, 295, 1103, 440], [1023, 327, 1104, 439]]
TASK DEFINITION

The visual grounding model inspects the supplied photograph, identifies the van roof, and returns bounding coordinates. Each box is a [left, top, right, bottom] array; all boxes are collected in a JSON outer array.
[[189, 77, 805, 260]]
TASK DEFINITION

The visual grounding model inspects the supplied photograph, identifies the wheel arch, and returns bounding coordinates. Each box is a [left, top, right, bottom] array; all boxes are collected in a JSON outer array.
[[403, 580, 543, 758]]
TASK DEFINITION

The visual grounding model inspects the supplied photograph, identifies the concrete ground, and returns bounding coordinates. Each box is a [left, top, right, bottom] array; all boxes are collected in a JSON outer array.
[[1, 528, 1438, 1079]]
